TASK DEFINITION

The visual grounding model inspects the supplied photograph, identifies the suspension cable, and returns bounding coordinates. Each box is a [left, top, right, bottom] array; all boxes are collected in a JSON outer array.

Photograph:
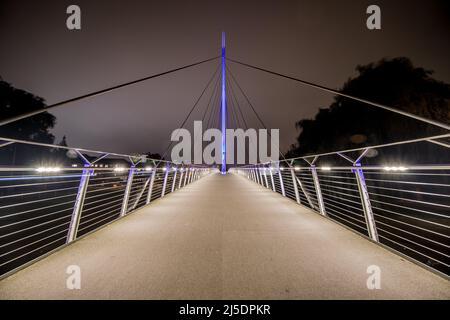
[[0, 56, 220, 127], [159, 63, 221, 162], [226, 57, 450, 131]]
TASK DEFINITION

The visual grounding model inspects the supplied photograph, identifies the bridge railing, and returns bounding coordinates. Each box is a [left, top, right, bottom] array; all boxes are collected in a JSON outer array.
[[231, 134, 450, 277], [0, 137, 214, 278]]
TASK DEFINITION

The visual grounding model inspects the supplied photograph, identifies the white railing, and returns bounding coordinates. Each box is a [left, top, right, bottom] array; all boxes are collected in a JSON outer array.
[[231, 134, 450, 277], [0, 137, 214, 277]]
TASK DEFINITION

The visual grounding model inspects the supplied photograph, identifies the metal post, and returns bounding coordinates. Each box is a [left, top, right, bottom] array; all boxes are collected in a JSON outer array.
[[255, 168, 260, 184], [184, 168, 189, 186], [354, 163, 379, 242], [263, 168, 269, 188], [278, 168, 286, 197], [171, 167, 178, 192], [311, 166, 326, 216], [179, 168, 184, 189], [221, 32, 227, 174], [146, 169, 156, 204], [161, 166, 170, 197], [131, 175, 150, 210], [120, 166, 135, 217], [67, 166, 92, 243], [290, 167, 301, 204], [269, 168, 276, 192], [258, 167, 264, 186], [187, 169, 192, 184]]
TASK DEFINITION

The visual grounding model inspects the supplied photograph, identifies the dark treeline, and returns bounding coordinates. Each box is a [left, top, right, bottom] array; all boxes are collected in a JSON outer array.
[[0, 78, 69, 166], [286, 57, 450, 165]]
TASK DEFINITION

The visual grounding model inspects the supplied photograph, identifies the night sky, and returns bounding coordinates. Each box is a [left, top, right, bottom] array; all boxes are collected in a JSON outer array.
[[1, 0, 449, 155]]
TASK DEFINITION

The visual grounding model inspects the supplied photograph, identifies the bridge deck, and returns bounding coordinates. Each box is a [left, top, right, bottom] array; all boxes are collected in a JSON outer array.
[[0, 173, 448, 299]]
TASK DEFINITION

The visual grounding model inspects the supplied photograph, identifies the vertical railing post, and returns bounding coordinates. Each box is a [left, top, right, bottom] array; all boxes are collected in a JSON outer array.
[[171, 167, 178, 192], [311, 166, 326, 216], [269, 167, 276, 192], [67, 165, 92, 243], [146, 168, 156, 204], [354, 163, 379, 242], [258, 166, 264, 186], [178, 167, 184, 189], [278, 168, 286, 197], [263, 168, 269, 188], [184, 167, 189, 186], [194, 169, 198, 182], [161, 165, 170, 197], [120, 165, 135, 217], [189, 169, 194, 183], [290, 167, 301, 204]]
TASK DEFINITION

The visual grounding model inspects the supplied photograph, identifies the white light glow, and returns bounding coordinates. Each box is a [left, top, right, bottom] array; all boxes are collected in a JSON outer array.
[[36, 167, 61, 173], [383, 166, 408, 172], [321, 166, 331, 171]]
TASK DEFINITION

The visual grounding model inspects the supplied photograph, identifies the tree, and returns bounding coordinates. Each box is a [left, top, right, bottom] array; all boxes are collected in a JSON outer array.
[[287, 58, 450, 164], [0, 79, 58, 165]]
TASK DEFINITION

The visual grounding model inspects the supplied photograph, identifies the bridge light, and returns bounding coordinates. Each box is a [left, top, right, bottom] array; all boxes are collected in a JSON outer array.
[[162, 167, 167, 171], [114, 167, 125, 172], [145, 166, 153, 171], [294, 166, 300, 171], [383, 166, 408, 172], [321, 166, 331, 171], [36, 167, 61, 173]]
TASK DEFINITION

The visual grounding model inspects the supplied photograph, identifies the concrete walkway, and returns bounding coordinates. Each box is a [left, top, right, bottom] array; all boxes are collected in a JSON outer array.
[[0, 173, 448, 299]]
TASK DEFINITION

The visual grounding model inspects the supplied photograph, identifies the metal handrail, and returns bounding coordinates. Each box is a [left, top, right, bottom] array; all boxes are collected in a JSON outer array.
[[0, 138, 215, 277], [231, 135, 450, 277]]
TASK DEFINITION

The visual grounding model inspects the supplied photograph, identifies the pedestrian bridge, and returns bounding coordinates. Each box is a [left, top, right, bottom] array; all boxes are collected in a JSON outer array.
[[0, 172, 448, 299], [0, 51, 449, 299]]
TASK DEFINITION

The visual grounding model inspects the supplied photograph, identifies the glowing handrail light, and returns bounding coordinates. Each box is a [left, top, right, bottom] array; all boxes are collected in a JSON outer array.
[[36, 167, 61, 173], [321, 166, 331, 171], [383, 166, 408, 172]]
